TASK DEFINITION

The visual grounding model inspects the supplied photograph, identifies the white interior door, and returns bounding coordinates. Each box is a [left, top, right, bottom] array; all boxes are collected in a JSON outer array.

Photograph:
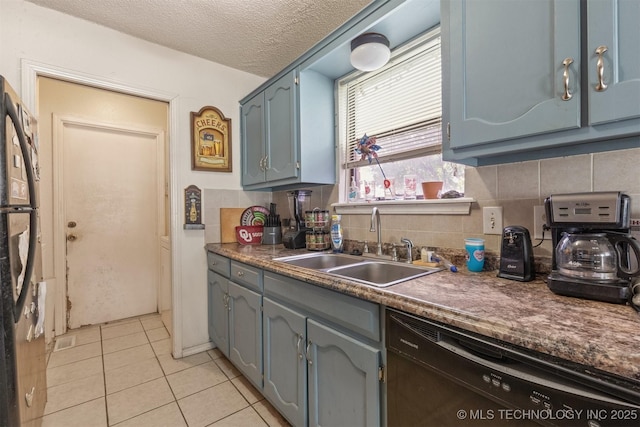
[[62, 120, 160, 328]]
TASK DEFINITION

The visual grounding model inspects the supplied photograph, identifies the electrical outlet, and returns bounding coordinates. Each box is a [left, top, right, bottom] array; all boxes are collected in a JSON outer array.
[[533, 205, 547, 240], [482, 207, 503, 235]]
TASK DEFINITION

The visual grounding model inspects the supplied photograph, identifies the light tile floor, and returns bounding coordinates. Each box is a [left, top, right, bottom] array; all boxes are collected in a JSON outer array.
[[40, 313, 291, 427]]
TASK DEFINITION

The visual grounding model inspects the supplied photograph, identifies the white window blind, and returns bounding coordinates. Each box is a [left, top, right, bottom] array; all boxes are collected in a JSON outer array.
[[342, 31, 441, 169]]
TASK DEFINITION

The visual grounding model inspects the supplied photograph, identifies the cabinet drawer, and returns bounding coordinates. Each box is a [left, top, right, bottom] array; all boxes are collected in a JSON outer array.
[[264, 272, 380, 342], [231, 261, 263, 293], [207, 252, 230, 277]]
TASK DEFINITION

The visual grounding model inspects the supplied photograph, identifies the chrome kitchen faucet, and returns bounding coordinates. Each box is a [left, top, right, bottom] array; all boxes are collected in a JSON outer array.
[[370, 206, 383, 256]]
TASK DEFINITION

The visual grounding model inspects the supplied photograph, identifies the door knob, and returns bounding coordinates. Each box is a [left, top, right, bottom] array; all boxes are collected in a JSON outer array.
[[67, 234, 77, 241], [67, 221, 77, 228]]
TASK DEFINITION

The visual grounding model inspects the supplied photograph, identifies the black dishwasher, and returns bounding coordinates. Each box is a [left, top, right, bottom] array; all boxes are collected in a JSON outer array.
[[386, 309, 640, 427]]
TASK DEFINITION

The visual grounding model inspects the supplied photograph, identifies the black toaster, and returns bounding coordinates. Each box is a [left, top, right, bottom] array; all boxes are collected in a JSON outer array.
[[498, 225, 535, 281]]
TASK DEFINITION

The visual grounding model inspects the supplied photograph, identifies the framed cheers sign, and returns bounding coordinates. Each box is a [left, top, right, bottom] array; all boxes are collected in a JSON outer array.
[[190, 106, 232, 172]]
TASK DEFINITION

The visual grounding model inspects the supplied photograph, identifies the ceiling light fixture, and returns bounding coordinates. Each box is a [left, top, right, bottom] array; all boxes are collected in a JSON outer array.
[[350, 32, 391, 72]]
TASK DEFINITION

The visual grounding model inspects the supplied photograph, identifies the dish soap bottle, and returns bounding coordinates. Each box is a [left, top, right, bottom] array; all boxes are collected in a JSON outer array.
[[348, 177, 359, 202], [330, 215, 343, 253]]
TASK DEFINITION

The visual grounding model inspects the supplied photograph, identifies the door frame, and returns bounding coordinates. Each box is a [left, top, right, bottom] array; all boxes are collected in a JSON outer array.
[[20, 60, 184, 356], [52, 114, 165, 329]]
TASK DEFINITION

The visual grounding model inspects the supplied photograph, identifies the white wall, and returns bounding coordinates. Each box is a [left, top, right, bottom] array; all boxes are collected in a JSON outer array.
[[1, 0, 265, 354]]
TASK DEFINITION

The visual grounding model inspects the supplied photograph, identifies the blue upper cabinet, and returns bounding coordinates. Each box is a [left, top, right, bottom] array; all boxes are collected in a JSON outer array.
[[241, 70, 298, 188], [264, 71, 298, 183], [241, 68, 335, 190], [442, 0, 640, 166], [446, 0, 581, 149], [240, 0, 439, 190], [587, 0, 640, 126], [241, 91, 265, 187]]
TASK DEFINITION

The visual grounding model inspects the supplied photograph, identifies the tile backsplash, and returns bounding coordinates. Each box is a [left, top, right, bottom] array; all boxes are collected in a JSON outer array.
[[204, 146, 639, 261]]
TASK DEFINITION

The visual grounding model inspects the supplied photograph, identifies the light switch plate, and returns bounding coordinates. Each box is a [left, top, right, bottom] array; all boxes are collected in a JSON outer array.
[[483, 206, 503, 235]]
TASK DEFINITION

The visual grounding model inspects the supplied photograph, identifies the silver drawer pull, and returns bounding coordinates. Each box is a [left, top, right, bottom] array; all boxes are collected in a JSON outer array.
[[561, 58, 574, 101], [306, 341, 313, 365], [296, 334, 304, 360], [237, 271, 244, 277], [595, 45, 608, 92]]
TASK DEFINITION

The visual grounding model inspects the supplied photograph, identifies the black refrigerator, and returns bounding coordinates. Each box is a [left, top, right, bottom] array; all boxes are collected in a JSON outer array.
[[0, 75, 47, 426]]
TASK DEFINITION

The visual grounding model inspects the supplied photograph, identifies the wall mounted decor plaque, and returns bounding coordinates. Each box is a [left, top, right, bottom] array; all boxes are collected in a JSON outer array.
[[184, 185, 205, 229], [191, 106, 231, 172]]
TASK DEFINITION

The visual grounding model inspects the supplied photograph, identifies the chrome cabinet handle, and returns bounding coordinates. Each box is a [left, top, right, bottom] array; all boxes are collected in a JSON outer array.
[[595, 45, 608, 92], [296, 334, 304, 360], [561, 58, 574, 101], [236, 271, 244, 277], [263, 155, 269, 171], [306, 341, 313, 365]]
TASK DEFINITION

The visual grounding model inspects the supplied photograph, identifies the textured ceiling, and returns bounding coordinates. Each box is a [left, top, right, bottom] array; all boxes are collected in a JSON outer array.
[[26, 0, 372, 78]]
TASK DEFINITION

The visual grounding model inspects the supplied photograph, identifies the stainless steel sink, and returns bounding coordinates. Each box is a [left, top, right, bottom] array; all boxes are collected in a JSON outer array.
[[327, 261, 440, 287], [275, 253, 441, 287], [274, 253, 364, 269]]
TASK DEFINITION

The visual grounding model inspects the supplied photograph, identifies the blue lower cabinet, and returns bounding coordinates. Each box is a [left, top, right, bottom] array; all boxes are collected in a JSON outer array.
[[307, 319, 381, 427], [208, 257, 383, 426], [207, 270, 229, 357], [263, 298, 382, 427], [263, 297, 307, 426], [228, 281, 263, 388]]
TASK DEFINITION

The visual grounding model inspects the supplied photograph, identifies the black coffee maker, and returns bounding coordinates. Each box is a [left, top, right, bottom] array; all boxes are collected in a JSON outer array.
[[545, 192, 640, 304]]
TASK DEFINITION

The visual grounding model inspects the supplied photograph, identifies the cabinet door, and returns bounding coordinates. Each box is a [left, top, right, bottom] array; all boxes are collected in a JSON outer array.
[[446, 0, 581, 148], [207, 270, 229, 357], [265, 69, 298, 182], [241, 92, 266, 186], [263, 298, 307, 427], [228, 281, 263, 388], [587, 0, 640, 125], [307, 319, 381, 427]]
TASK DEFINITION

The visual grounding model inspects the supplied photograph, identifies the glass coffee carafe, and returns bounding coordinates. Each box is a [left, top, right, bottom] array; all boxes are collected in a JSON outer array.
[[556, 233, 640, 281]]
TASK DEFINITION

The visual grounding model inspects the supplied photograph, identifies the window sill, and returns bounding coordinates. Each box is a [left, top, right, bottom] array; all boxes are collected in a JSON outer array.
[[332, 198, 475, 215]]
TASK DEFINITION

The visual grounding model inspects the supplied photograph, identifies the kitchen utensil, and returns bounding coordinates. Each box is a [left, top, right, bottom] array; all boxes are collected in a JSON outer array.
[[430, 253, 457, 272], [220, 208, 246, 243], [545, 192, 640, 305], [264, 203, 281, 228], [498, 226, 534, 281]]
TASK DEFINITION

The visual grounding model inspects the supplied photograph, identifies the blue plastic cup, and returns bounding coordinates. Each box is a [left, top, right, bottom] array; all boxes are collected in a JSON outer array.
[[465, 238, 485, 272]]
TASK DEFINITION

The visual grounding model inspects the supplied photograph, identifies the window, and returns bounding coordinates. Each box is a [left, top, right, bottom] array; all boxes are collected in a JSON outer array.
[[337, 27, 464, 201]]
